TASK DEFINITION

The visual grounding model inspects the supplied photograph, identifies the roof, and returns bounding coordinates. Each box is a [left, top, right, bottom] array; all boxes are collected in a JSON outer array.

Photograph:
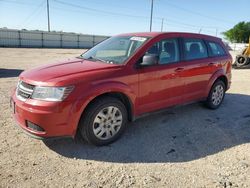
[[118, 32, 221, 41]]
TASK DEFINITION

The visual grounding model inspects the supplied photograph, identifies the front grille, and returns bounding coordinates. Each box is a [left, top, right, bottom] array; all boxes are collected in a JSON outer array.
[[16, 81, 34, 101], [21, 82, 34, 90]]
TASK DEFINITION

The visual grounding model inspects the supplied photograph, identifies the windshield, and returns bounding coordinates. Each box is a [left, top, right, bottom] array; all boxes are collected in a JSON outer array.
[[80, 36, 149, 64]]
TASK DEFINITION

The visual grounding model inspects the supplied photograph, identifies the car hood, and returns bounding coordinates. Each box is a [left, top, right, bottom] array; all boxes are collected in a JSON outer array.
[[19, 58, 122, 86]]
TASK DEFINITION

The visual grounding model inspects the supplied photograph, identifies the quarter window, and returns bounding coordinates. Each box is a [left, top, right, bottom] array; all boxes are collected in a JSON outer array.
[[183, 38, 208, 60], [207, 42, 226, 57]]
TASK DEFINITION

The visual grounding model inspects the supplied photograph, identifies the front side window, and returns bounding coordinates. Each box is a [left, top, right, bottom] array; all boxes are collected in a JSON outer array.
[[183, 38, 208, 60], [207, 41, 226, 57], [80, 36, 149, 64], [145, 38, 180, 64]]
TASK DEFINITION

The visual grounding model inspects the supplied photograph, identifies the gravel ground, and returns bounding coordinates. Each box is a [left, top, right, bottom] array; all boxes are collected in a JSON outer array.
[[0, 48, 250, 188]]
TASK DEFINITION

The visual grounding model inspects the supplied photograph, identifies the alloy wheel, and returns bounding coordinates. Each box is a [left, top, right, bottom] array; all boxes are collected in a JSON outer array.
[[211, 84, 224, 106]]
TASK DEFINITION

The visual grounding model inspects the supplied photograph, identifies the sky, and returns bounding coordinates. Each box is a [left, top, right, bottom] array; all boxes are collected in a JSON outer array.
[[0, 0, 249, 38]]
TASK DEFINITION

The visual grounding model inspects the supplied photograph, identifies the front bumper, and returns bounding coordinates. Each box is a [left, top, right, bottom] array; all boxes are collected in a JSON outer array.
[[11, 91, 78, 139]]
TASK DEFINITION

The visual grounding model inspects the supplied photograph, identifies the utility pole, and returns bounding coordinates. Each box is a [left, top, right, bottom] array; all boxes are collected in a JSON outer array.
[[46, 0, 50, 32], [161, 18, 164, 32], [215, 28, 218, 37], [199, 27, 202, 34], [149, 0, 154, 32]]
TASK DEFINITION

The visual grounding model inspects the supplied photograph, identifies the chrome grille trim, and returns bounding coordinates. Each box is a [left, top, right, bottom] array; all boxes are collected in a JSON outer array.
[[16, 81, 34, 101], [19, 83, 33, 93]]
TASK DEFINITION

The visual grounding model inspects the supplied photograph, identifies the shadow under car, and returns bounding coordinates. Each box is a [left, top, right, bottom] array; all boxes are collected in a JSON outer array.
[[44, 93, 250, 163]]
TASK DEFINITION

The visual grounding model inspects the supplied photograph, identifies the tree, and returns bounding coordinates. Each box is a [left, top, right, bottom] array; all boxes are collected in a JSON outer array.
[[222, 21, 250, 43]]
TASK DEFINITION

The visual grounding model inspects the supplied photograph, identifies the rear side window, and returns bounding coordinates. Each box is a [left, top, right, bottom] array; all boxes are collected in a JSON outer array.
[[183, 38, 208, 60], [207, 41, 226, 57]]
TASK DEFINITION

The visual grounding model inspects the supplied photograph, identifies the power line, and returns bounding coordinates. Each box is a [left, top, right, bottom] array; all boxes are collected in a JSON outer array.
[[71, 0, 152, 12], [160, 0, 234, 25], [51, 6, 218, 35], [18, 0, 45, 28], [159, 22, 216, 33], [1, 0, 233, 29], [163, 18, 222, 30], [52, 6, 166, 32], [0, 0, 37, 6], [54, 0, 150, 20], [53, 0, 226, 31], [5, 0, 228, 35]]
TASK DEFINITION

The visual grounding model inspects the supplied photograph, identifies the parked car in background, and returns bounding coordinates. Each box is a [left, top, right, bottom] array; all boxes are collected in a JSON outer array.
[[11, 32, 232, 146]]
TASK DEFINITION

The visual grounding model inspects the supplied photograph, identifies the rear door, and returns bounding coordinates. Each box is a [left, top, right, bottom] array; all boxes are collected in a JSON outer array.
[[180, 38, 217, 103]]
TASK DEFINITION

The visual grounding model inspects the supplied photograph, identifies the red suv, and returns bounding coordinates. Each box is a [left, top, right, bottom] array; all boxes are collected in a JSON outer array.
[[11, 32, 232, 145]]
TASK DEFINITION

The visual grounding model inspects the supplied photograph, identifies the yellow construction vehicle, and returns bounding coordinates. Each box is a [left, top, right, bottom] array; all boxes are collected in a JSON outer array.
[[234, 36, 250, 68]]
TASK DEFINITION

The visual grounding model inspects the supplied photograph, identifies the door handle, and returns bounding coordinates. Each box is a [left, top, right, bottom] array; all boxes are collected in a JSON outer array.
[[208, 63, 215, 66], [175, 67, 184, 72]]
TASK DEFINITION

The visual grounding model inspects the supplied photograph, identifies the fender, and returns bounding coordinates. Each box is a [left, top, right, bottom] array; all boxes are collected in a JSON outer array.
[[70, 81, 137, 136], [205, 69, 226, 97]]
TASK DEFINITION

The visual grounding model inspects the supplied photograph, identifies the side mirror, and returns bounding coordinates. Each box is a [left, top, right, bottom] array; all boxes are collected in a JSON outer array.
[[140, 54, 159, 66]]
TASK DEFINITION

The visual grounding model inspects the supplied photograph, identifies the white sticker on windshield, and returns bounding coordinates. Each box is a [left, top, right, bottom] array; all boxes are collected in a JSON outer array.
[[130, 37, 147, 42]]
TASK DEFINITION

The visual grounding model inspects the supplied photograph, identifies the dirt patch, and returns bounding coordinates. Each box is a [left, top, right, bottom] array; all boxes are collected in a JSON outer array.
[[0, 48, 250, 187]]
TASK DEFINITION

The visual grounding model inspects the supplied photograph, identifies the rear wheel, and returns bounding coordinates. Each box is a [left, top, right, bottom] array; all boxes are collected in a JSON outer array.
[[206, 80, 226, 109], [79, 97, 128, 146]]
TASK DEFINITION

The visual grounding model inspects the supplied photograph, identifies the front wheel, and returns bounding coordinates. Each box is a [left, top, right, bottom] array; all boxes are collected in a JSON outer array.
[[79, 97, 128, 146], [206, 80, 226, 109]]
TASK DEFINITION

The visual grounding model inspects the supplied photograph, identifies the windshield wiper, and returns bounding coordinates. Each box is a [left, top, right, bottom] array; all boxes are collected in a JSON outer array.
[[87, 56, 107, 63], [79, 56, 116, 64]]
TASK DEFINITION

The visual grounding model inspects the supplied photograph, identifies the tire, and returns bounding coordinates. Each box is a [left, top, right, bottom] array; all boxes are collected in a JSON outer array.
[[79, 96, 128, 146], [236, 55, 249, 67], [206, 80, 226, 109]]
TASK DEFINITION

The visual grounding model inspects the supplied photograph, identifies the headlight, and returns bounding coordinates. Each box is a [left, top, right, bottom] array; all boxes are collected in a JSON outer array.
[[31, 86, 74, 101]]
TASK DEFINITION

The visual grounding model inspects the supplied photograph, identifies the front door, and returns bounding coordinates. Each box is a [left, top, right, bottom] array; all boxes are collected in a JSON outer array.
[[137, 38, 185, 115]]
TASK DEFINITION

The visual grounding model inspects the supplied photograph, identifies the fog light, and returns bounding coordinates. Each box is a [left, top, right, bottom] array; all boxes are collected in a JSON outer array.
[[26, 121, 45, 132]]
